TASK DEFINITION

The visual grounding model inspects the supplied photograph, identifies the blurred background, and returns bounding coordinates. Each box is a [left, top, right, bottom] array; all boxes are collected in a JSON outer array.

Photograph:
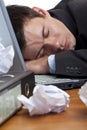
[[4, 0, 61, 10]]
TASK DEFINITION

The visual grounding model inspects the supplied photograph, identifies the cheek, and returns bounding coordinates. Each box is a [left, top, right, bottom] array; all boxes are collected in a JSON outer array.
[[22, 49, 31, 60], [23, 43, 43, 60], [50, 25, 64, 37], [22, 46, 35, 60]]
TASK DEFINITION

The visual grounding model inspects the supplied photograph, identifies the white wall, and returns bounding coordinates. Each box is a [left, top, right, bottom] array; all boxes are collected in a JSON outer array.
[[4, 0, 61, 10]]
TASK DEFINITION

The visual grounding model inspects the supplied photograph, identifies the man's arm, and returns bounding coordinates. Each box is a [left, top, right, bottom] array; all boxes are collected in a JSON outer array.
[[55, 49, 87, 77], [25, 56, 49, 74], [25, 49, 87, 77]]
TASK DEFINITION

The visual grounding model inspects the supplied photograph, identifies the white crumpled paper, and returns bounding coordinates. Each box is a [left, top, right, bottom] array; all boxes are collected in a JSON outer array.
[[0, 43, 14, 74], [79, 82, 87, 106], [17, 84, 70, 116]]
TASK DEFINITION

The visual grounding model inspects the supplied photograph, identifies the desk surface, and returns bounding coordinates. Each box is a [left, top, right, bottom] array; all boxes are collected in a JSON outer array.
[[1, 89, 87, 130]]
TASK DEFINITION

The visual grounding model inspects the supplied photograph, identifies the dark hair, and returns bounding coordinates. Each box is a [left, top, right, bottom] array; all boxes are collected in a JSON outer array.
[[6, 5, 44, 51]]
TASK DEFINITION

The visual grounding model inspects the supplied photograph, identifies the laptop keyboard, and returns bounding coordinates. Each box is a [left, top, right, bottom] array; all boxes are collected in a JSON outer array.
[[35, 75, 79, 85]]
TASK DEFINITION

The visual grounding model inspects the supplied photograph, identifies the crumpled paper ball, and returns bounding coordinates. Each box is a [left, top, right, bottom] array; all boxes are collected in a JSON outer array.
[[17, 84, 70, 116], [79, 82, 87, 106], [0, 43, 14, 74]]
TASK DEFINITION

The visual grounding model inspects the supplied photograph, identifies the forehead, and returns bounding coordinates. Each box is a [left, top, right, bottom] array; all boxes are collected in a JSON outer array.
[[24, 17, 45, 32], [23, 18, 45, 44]]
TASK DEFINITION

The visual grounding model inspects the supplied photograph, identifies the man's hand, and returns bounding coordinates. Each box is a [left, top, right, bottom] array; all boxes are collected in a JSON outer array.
[[25, 56, 49, 74]]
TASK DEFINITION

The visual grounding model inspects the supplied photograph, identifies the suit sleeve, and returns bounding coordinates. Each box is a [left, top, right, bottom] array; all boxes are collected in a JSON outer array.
[[55, 49, 87, 77]]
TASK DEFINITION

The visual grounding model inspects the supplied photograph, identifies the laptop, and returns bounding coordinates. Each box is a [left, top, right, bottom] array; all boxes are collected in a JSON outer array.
[[35, 74, 87, 90], [0, 0, 35, 92], [0, 0, 35, 125]]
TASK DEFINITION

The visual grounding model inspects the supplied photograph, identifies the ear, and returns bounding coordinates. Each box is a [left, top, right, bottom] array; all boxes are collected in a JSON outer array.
[[32, 7, 50, 16]]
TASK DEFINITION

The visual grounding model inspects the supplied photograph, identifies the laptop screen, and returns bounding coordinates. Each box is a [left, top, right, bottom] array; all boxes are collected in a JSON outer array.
[[0, 0, 26, 74]]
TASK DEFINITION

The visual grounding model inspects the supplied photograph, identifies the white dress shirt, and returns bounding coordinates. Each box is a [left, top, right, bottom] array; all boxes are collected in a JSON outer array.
[[48, 54, 56, 74]]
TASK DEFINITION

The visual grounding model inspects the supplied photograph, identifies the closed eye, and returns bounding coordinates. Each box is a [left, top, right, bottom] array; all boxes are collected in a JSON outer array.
[[43, 26, 49, 38], [35, 27, 49, 59], [35, 46, 44, 59]]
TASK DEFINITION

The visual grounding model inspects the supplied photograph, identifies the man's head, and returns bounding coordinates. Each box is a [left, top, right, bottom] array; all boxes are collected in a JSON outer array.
[[7, 5, 76, 61], [6, 5, 44, 51]]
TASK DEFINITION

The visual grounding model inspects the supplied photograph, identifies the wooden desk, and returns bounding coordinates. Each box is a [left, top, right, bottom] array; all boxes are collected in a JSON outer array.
[[1, 89, 87, 130]]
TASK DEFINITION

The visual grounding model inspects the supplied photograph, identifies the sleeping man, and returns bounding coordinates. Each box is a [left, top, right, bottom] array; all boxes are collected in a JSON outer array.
[[6, 0, 87, 77]]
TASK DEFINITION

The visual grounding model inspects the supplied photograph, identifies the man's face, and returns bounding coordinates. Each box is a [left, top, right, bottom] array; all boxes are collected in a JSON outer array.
[[23, 14, 76, 60]]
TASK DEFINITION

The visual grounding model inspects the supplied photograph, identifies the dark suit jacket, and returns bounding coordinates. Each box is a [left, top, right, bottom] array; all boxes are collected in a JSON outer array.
[[48, 0, 87, 77]]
